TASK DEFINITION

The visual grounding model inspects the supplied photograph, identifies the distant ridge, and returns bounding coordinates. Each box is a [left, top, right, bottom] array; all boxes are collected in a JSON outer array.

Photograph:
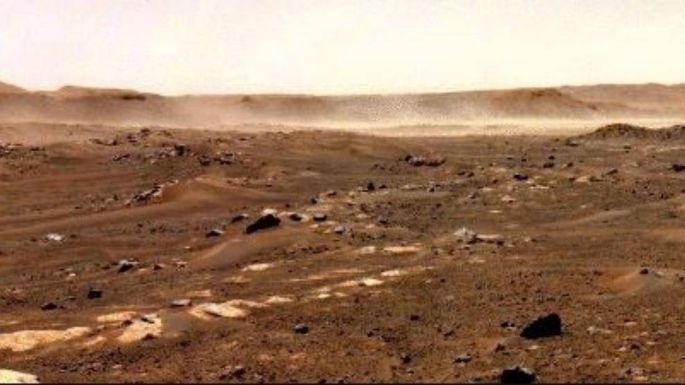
[[0, 81, 26, 94], [0, 80, 683, 128]]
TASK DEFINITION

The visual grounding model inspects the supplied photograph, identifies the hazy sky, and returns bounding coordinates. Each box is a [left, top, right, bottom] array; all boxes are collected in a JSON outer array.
[[1, 0, 684, 95]]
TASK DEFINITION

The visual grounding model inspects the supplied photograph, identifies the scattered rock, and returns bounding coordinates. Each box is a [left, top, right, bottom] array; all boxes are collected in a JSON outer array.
[[501, 366, 536, 384], [171, 299, 192, 308], [206, 228, 224, 238], [454, 227, 478, 244], [231, 213, 249, 223], [117, 259, 138, 273], [520, 313, 562, 339], [245, 214, 281, 234], [44, 233, 65, 242], [87, 288, 103, 299], [671, 164, 685, 172], [513, 173, 529, 181], [454, 353, 473, 363], [404, 154, 446, 167], [40, 302, 58, 311], [313, 213, 328, 222], [219, 365, 246, 380], [476, 233, 505, 245]]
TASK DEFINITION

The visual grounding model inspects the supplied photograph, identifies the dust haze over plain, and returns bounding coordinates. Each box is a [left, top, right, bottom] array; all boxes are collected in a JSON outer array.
[[1, 0, 685, 134]]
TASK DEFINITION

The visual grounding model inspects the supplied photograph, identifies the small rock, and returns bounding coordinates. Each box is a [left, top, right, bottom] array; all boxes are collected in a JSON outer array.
[[366, 181, 376, 191], [41, 302, 58, 311], [206, 228, 225, 238], [520, 313, 562, 339], [513, 173, 529, 181], [400, 353, 412, 364], [334, 225, 346, 235], [454, 353, 473, 363], [454, 227, 478, 244], [171, 299, 192, 308], [639, 268, 649, 275], [231, 213, 249, 223], [294, 323, 310, 334], [671, 164, 685, 172], [501, 366, 536, 384], [87, 288, 103, 299], [117, 259, 138, 273], [289, 213, 304, 222], [313, 213, 328, 222], [219, 365, 246, 380], [44, 233, 65, 242]]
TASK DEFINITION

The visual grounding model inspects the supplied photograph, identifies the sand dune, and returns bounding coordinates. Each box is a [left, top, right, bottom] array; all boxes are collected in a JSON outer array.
[[0, 81, 683, 130]]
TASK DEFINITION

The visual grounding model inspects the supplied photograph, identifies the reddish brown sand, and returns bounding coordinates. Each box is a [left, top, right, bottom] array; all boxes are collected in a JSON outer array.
[[1, 121, 685, 382]]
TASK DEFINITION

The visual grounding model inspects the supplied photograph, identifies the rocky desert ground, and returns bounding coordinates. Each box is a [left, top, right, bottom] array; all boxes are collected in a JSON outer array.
[[1, 82, 685, 383]]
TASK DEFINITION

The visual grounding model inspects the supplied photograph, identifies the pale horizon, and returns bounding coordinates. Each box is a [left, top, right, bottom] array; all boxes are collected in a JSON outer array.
[[2, 0, 685, 96]]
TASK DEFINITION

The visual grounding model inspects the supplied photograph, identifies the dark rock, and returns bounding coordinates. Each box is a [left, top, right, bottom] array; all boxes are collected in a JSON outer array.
[[501, 366, 536, 384], [289, 213, 304, 222], [366, 181, 376, 191], [520, 313, 562, 339], [377, 216, 389, 225], [173, 144, 188, 157], [672, 164, 685, 172], [542, 162, 555, 169], [334, 225, 346, 234], [313, 213, 328, 222], [400, 353, 412, 364], [87, 288, 103, 299], [409, 314, 421, 321], [605, 168, 619, 176], [513, 173, 528, 181], [245, 214, 281, 234], [41, 302, 58, 311], [639, 268, 649, 275], [294, 323, 309, 334]]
